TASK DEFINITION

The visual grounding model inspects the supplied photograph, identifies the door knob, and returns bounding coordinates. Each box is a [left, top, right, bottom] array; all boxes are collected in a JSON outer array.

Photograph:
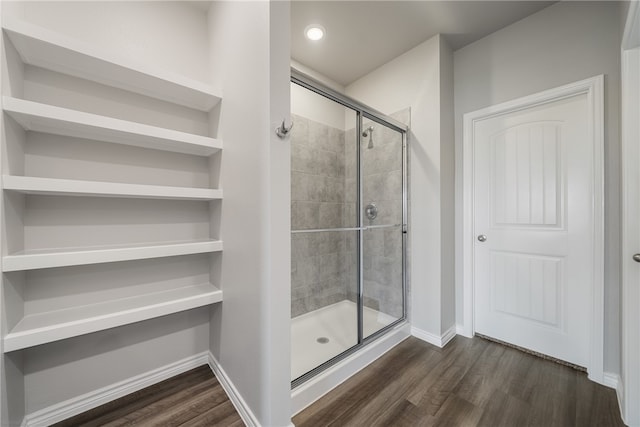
[[477, 235, 487, 242], [633, 254, 640, 263]]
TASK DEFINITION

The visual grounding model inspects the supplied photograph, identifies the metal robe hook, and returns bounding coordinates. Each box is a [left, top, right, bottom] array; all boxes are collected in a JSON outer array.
[[275, 119, 294, 139]]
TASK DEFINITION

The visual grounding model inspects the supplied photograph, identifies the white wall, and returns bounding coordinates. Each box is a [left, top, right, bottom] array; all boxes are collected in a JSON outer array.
[[0, 5, 23, 425], [620, 3, 639, 425], [267, 2, 292, 422], [439, 38, 455, 332], [291, 83, 346, 130], [208, 2, 291, 425], [291, 59, 346, 94], [3, 1, 211, 83], [346, 34, 456, 339], [24, 309, 211, 413], [291, 60, 351, 131], [454, 1, 622, 373]]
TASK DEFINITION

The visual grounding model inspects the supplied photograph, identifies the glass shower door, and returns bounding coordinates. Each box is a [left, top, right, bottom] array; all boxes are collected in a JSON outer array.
[[290, 73, 408, 387], [360, 116, 405, 339], [290, 82, 360, 381]]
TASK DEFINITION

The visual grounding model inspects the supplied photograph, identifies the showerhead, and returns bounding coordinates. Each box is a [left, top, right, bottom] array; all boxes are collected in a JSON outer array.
[[362, 126, 374, 149]]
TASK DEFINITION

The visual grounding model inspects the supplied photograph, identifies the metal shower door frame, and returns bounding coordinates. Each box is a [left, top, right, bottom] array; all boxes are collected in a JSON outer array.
[[291, 69, 408, 388]]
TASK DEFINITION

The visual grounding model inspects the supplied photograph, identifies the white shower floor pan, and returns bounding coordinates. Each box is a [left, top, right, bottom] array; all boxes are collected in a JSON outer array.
[[291, 300, 397, 381]]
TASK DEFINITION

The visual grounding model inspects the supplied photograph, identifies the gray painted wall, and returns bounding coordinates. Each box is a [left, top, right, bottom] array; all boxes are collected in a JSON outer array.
[[439, 37, 456, 333], [453, 1, 622, 373], [208, 1, 292, 424]]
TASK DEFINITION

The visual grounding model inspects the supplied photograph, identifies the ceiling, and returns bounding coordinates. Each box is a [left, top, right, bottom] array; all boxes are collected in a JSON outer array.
[[291, 1, 556, 86]]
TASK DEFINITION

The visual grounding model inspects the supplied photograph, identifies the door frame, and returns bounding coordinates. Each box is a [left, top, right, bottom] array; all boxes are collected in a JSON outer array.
[[621, 2, 640, 425], [461, 75, 605, 384]]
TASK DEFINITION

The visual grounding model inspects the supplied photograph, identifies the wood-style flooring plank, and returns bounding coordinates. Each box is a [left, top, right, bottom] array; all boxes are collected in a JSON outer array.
[[180, 400, 241, 427], [336, 345, 442, 427], [53, 366, 214, 427], [368, 398, 434, 427], [55, 336, 625, 427], [112, 379, 225, 426], [414, 337, 487, 416], [293, 336, 625, 427], [476, 389, 532, 427], [433, 394, 484, 427], [293, 338, 427, 426], [322, 341, 429, 427], [406, 336, 486, 407], [491, 345, 537, 402], [100, 378, 219, 426], [575, 371, 626, 427], [53, 365, 243, 427], [525, 357, 577, 427], [451, 339, 506, 409]]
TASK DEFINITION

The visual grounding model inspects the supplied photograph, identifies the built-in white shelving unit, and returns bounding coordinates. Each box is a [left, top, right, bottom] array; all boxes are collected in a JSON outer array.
[[4, 282, 222, 352], [3, 175, 223, 200], [2, 240, 223, 272], [2, 17, 221, 111], [1, 16, 224, 360], [3, 97, 222, 156]]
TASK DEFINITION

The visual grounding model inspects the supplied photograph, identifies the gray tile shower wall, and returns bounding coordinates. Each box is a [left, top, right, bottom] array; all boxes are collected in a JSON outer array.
[[291, 114, 353, 317], [291, 115, 347, 230], [345, 109, 409, 320], [291, 109, 409, 320]]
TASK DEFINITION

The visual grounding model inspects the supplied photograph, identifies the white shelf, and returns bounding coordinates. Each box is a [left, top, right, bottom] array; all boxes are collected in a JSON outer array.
[[3, 97, 222, 156], [2, 240, 223, 272], [3, 175, 222, 201], [2, 18, 221, 111], [3, 282, 222, 352]]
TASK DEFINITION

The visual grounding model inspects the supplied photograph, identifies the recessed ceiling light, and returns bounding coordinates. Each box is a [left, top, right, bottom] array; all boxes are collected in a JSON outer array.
[[305, 25, 325, 41]]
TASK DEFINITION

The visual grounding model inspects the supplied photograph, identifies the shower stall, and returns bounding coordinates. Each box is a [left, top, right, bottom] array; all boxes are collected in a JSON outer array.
[[290, 71, 408, 386]]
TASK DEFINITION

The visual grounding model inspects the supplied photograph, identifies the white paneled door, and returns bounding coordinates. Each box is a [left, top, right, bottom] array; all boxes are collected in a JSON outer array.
[[473, 94, 593, 367]]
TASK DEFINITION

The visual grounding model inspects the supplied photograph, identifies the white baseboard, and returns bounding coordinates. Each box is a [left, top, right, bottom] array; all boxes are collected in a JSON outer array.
[[603, 371, 629, 426], [613, 375, 628, 426], [441, 325, 457, 347], [22, 352, 210, 427], [21, 350, 263, 427], [604, 372, 631, 427], [207, 352, 260, 427], [603, 371, 621, 389], [411, 325, 457, 348], [456, 324, 472, 338]]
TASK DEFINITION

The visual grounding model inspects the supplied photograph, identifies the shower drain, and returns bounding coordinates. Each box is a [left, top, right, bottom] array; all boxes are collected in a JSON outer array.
[[316, 337, 330, 344]]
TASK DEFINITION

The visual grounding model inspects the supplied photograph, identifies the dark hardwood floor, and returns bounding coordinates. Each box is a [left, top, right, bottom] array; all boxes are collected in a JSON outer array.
[[293, 336, 626, 427], [53, 365, 243, 427], [53, 336, 625, 427]]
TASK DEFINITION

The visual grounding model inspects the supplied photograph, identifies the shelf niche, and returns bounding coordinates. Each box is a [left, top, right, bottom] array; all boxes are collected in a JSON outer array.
[[0, 18, 224, 359], [3, 175, 223, 201], [2, 18, 222, 112], [3, 97, 223, 156], [3, 254, 222, 352]]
